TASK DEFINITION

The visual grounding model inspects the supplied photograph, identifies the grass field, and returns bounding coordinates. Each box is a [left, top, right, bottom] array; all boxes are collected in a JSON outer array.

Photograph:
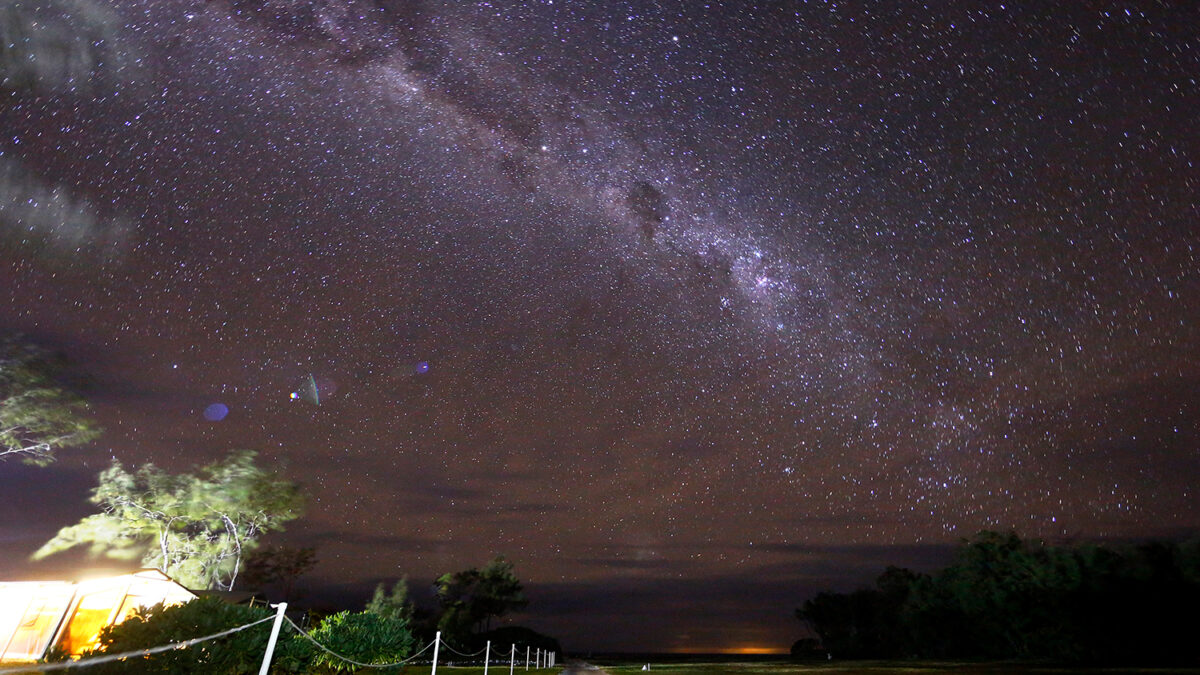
[[262, 659, 1200, 675], [586, 660, 1200, 675]]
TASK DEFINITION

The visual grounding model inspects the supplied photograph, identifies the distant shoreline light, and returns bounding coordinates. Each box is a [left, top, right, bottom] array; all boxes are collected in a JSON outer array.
[[662, 646, 788, 655]]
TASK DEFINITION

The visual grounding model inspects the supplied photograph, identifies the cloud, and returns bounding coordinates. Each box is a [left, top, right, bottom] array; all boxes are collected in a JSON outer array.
[[0, 0, 141, 93], [303, 530, 437, 550], [0, 157, 134, 260]]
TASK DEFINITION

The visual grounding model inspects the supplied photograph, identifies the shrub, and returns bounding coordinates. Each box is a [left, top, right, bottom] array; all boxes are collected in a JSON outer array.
[[83, 595, 311, 674], [305, 610, 414, 672]]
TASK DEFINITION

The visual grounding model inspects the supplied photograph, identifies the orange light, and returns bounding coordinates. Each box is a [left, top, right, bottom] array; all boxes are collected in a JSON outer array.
[[663, 645, 787, 655], [717, 646, 786, 655]]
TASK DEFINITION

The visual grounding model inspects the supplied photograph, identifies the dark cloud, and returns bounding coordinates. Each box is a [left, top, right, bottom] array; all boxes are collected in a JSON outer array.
[[627, 181, 668, 241]]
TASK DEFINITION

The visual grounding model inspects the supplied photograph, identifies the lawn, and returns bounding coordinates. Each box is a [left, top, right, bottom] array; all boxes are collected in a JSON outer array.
[[588, 661, 1200, 675], [285, 658, 1200, 675], [372, 665, 548, 675]]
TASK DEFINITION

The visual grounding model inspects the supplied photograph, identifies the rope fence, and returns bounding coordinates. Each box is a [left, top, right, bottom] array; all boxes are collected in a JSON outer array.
[[434, 640, 487, 659], [0, 615, 276, 674], [0, 604, 558, 674]]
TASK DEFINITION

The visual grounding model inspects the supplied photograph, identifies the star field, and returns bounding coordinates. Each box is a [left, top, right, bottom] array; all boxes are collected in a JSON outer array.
[[1, 0, 1198, 653]]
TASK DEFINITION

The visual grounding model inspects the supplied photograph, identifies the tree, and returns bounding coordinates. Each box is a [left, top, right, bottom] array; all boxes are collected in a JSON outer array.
[[33, 450, 305, 590], [435, 556, 527, 645], [241, 545, 318, 601], [435, 567, 481, 645], [0, 338, 100, 465], [475, 556, 528, 630], [795, 532, 1200, 664], [789, 637, 825, 661], [367, 576, 414, 623]]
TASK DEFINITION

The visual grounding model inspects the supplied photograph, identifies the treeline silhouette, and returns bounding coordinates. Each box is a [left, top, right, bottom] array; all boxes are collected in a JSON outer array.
[[796, 531, 1200, 665]]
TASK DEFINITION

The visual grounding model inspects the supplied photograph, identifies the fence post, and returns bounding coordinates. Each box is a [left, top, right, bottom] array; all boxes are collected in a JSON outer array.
[[526, 645, 530, 670], [485, 640, 491, 675], [432, 631, 442, 675], [509, 644, 515, 675], [258, 602, 288, 675]]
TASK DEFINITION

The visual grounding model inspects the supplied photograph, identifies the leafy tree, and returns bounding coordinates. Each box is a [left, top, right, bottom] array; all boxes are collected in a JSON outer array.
[[242, 545, 317, 601], [33, 450, 305, 590], [305, 610, 414, 672], [435, 602, 475, 648], [367, 576, 414, 623], [81, 595, 311, 674], [476, 557, 528, 629], [435, 556, 527, 645], [0, 338, 100, 465]]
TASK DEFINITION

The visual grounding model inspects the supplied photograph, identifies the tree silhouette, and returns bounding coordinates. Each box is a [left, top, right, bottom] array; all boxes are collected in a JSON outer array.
[[241, 545, 318, 601], [797, 531, 1200, 664], [435, 556, 528, 645]]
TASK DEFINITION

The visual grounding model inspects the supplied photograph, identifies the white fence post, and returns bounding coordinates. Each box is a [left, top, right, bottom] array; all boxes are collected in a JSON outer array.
[[258, 602, 288, 675], [509, 644, 515, 675], [485, 640, 491, 675], [432, 631, 441, 675], [526, 645, 530, 670]]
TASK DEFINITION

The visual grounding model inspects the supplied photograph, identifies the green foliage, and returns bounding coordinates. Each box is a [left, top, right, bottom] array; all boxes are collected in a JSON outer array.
[[435, 556, 527, 645], [33, 450, 305, 590], [0, 338, 100, 465], [436, 603, 475, 647], [82, 596, 311, 675], [797, 531, 1200, 664], [305, 610, 414, 672], [366, 576, 414, 623], [476, 557, 528, 624]]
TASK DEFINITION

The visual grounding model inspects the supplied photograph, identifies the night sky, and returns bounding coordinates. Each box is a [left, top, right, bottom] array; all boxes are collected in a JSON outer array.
[[1, 0, 1198, 654]]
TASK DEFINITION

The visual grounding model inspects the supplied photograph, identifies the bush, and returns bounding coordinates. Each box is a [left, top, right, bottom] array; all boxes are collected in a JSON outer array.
[[83, 596, 311, 674], [305, 610, 414, 672]]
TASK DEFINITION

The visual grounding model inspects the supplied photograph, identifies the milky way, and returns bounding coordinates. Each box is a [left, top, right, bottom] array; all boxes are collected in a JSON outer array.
[[2, 0, 1198, 652]]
